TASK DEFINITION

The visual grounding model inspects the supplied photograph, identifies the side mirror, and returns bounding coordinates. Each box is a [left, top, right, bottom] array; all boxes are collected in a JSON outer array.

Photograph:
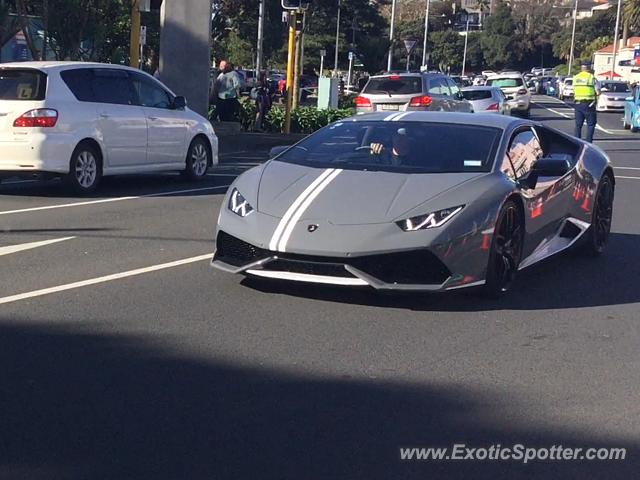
[[173, 96, 187, 110], [519, 157, 571, 190], [269, 145, 290, 158]]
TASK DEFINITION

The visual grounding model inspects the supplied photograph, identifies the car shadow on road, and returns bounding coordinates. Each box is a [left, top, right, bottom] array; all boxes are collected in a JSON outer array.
[[0, 320, 636, 479], [241, 233, 640, 312]]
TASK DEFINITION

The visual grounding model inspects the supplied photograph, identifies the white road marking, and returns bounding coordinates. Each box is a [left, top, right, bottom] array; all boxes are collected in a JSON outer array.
[[0, 237, 75, 257], [0, 185, 230, 217], [0, 253, 212, 306], [268, 168, 335, 251], [277, 168, 343, 252], [616, 175, 640, 180], [532, 99, 616, 134], [614, 166, 640, 170]]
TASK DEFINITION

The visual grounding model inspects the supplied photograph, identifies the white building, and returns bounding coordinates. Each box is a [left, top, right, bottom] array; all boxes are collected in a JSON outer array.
[[593, 37, 640, 83]]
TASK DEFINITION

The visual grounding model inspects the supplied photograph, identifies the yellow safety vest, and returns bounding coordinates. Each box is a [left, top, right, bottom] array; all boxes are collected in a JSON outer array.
[[573, 72, 596, 101]]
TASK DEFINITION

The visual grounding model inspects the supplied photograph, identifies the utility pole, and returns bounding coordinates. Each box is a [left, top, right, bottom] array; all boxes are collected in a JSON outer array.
[[611, 0, 623, 78], [285, 11, 296, 133], [130, 0, 141, 68], [292, 21, 302, 110], [461, 19, 470, 76], [256, 0, 265, 76], [567, 0, 578, 76], [422, 0, 431, 69], [334, 0, 341, 74], [387, 0, 397, 71], [41, 0, 48, 60]]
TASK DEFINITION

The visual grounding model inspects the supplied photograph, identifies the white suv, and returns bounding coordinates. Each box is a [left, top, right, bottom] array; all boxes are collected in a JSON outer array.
[[0, 62, 218, 193], [485, 74, 532, 118]]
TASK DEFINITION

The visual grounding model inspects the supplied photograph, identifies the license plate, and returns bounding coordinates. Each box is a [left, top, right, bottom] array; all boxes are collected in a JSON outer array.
[[380, 104, 399, 111]]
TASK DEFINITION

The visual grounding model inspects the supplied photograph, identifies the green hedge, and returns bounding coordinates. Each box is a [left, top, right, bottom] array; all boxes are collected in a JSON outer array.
[[209, 98, 355, 134]]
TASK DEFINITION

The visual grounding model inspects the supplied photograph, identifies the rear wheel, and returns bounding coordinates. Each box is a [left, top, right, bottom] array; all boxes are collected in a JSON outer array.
[[183, 137, 210, 181], [66, 142, 102, 194], [582, 174, 614, 256], [484, 201, 524, 297]]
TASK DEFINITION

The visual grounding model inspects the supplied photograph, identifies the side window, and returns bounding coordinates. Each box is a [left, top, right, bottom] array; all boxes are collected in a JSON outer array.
[[60, 68, 94, 102], [446, 78, 460, 97], [130, 73, 173, 109], [428, 77, 451, 96], [504, 129, 543, 180], [90, 69, 136, 105]]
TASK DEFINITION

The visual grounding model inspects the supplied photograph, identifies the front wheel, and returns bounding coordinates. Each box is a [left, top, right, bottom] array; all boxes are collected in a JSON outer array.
[[66, 143, 102, 194], [582, 174, 614, 256], [183, 137, 211, 181], [483, 201, 524, 297]]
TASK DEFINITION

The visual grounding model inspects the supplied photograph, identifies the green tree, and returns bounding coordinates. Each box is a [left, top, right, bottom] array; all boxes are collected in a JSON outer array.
[[481, 1, 518, 69]]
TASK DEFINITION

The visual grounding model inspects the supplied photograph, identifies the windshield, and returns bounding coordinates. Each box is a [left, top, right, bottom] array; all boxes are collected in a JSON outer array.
[[0, 69, 47, 100], [601, 82, 629, 93], [461, 90, 493, 100], [486, 78, 523, 88], [363, 76, 422, 95], [275, 121, 501, 173]]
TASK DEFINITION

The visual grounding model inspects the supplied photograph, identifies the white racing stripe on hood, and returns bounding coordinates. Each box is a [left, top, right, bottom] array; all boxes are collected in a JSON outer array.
[[268, 168, 336, 251], [383, 112, 403, 121], [276, 168, 343, 252]]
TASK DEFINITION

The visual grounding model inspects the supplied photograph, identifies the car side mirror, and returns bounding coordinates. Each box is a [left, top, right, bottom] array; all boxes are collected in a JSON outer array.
[[269, 145, 290, 158], [519, 157, 571, 190], [172, 96, 187, 110]]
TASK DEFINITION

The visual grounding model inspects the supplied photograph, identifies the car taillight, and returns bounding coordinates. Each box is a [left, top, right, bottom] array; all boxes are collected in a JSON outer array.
[[516, 88, 527, 95], [389, 75, 401, 80], [355, 96, 372, 107], [13, 109, 58, 128], [486, 102, 499, 111], [409, 95, 433, 107]]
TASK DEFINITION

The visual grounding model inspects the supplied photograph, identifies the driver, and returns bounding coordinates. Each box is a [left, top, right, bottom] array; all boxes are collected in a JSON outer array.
[[370, 128, 413, 166]]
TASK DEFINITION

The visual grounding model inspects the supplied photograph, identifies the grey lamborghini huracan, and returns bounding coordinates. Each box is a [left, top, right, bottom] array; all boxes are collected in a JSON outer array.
[[212, 112, 614, 296]]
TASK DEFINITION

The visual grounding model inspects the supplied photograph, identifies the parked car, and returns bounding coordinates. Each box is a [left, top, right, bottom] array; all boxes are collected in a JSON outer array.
[[450, 75, 472, 87], [0, 62, 218, 193], [485, 73, 531, 117], [558, 78, 574, 101], [213, 112, 614, 296], [461, 86, 509, 114], [597, 81, 631, 112], [623, 86, 640, 132], [356, 72, 473, 114]]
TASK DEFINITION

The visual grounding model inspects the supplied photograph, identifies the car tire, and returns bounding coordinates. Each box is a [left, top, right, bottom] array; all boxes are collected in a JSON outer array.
[[183, 136, 211, 181], [66, 142, 102, 194], [522, 107, 531, 118], [483, 200, 524, 297], [581, 173, 614, 256]]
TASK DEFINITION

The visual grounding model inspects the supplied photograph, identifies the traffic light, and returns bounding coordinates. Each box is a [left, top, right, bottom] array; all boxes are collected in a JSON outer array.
[[282, 0, 310, 10]]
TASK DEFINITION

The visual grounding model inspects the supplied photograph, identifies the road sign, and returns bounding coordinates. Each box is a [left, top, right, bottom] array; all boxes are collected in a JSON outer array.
[[140, 25, 147, 46], [320, 49, 327, 57], [404, 40, 417, 55], [282, 0, 310, 10], [348, 51, 354, 60]]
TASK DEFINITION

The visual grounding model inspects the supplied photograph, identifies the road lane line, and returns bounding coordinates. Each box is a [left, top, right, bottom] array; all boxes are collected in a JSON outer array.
[[532, 99, 616, 134], [0, 185, 230, 217], [615, 176, 640, 180], [0, 253, 213, 306], [0, 237, 75, 257], [614, 166, 640, 170]]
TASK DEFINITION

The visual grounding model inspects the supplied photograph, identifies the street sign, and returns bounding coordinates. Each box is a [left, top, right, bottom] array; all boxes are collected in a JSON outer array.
[[140, 25, 147, 46], [282, 0, 310, 10], [404, 40, 417, 54], [320, 49, 327, 57], [348, 51, 354, 60]]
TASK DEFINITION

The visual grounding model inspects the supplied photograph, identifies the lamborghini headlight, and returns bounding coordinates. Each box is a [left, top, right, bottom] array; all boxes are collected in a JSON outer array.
[[228, 188, 254, 217], [396, 205, 464, 231]]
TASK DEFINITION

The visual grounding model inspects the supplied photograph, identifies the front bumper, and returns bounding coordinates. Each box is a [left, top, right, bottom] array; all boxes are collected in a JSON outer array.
[[596, 102, 625, 111], [212, 231, 485, 292]]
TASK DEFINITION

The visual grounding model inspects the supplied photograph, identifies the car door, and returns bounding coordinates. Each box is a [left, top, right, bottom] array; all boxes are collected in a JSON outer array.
[[502, 128, 567, 257], [130, 72, 188, 166], [90, 68, 148, 168], [426, 76, 452, 111]]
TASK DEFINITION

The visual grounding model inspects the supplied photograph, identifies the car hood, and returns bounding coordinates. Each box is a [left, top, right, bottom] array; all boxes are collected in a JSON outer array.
[[256, 161, 484, 225], [600, 91, 629, 99]]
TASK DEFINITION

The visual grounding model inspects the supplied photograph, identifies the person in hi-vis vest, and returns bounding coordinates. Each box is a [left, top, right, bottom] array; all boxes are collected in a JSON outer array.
[[572, 61, 601, 143]]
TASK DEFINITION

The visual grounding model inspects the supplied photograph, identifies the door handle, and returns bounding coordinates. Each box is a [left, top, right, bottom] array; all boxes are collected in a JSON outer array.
[[148, 116, 159, 121]]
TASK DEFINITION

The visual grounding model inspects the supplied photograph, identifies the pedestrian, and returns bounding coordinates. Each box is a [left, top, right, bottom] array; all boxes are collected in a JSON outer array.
[[252, 72, 272, 132], [211, 60, 241, 122], [573, 61, 600, 143]]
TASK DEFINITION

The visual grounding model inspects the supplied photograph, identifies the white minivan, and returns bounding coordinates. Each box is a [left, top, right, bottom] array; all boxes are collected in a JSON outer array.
[[0, 62, 218, 193]]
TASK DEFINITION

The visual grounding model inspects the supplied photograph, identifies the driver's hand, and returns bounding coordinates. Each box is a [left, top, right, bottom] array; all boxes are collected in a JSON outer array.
[[370, 143, 385, 155]]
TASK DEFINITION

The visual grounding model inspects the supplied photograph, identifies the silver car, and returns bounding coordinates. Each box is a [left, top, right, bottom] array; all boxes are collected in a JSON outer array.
[[597, 81, 631, 112], [485, 74, 531, 117], [461, 86, 509, 114], [356, 73, 472, 114]]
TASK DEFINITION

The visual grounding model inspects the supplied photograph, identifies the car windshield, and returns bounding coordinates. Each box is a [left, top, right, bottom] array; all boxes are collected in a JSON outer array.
[[0, 69, 47, 100], [461, 90, 493, 100], [363, 76, 422, 95], [274, 121, 501, 173], [601, 82, 629, 93], [486, 78, 523, 88]]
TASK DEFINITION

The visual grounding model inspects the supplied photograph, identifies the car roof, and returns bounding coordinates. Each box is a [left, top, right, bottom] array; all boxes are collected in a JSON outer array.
[[0, 61, 140, 73], [487, 73, 523, 79], [348, 111, 521, 129]]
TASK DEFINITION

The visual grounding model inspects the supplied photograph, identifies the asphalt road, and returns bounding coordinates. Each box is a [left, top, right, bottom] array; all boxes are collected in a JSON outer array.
[[0, 97, 639, 479]]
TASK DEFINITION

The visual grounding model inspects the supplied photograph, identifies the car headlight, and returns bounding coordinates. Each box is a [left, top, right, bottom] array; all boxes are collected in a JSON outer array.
[[396, 205, 464, 231], [228, 188, 254, 217]]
